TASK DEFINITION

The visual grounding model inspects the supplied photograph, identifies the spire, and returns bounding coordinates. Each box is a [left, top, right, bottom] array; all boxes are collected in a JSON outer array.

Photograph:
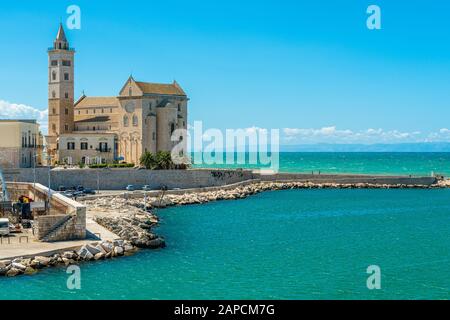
[[56, 23, 67, 42], [52, 23, 70, 50]]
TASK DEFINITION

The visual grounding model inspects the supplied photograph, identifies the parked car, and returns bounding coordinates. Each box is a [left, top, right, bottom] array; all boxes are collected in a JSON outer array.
[[83, 188, 96, 195], [142, 185, 152, 191], [126, 185, 135, 191], [58, 186, 67, 192], [63, 191, 74, 198], [76, 186, 85, 192], [0, 218, 10, 236]]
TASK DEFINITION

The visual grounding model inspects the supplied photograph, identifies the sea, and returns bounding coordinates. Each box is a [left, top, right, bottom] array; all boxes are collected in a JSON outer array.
[[1, 152, 449, 300]]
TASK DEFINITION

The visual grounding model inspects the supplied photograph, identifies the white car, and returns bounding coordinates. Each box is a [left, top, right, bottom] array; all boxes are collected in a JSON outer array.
[[0, 218, 10, 236]]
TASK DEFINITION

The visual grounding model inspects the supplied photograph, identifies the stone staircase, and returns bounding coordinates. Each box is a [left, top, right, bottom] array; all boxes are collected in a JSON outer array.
[[41, 215, 76, 242]]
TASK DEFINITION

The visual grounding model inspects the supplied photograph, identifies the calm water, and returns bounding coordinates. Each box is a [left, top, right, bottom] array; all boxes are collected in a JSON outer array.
[[192, 152, 450, 176], [1, 188, 449, 300]]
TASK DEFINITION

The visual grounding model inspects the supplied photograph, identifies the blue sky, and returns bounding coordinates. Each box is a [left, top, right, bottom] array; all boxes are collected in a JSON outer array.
[[0, 0, 449, 144]]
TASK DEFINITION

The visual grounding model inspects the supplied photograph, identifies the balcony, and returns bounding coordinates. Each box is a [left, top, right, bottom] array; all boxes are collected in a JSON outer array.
[[48, 47, 76, 52], [95, 148, 112, 153]]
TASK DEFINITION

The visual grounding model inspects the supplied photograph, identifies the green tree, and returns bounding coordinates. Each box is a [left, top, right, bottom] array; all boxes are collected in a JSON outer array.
[[155, 151, 174, 170], [140, 151, 157, 169]]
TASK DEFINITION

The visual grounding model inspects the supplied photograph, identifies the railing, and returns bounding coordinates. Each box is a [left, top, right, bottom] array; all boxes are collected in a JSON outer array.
[[48, 47, 75, 52], [95, 148, 112, 153]]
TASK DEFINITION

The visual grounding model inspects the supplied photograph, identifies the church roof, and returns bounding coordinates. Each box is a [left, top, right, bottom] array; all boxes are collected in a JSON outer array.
[[75, 96, 118, 108], [75, 116, 111, 123], [135, 81, 186, 96], [56, 23, 67, 42]]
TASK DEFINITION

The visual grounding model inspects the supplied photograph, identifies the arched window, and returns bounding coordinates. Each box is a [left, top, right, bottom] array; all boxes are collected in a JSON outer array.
[[123, 115, 129, 127], [52, 71, 57, 81], [132, 115, 138, 127], [52, 91, 56, 98], [171, 123, 175, 134]]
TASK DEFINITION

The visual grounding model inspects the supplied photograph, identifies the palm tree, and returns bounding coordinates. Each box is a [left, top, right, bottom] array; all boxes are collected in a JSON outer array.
[[155, 151, 174, 170], [140, 151, 157, 169]]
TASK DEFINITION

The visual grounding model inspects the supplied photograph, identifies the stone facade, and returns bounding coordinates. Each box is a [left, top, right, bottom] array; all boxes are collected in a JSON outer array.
[[0, 120, 43, 168], [46, 24, 188, 165]]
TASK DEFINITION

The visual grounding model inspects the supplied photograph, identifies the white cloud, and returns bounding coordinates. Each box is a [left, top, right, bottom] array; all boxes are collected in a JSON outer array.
[[282, 126, 449, 144], [0, 100, 47, 133]]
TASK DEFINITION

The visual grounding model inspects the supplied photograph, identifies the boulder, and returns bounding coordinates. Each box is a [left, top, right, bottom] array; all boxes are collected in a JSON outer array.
[[0, 260, 11, 269], [6, 268, 21, 277], [24, 267, 37, 275], [113, 239, 124, 247], [100, 241, 114, 253], [33, 256, 52, 267], [11, 262, 27, 271], [62, 251, 76, 259], [113, 246, 124, 256], [94, 252, 105, 260], [85, 244, 102, 255], [77, 246, 94, 261]]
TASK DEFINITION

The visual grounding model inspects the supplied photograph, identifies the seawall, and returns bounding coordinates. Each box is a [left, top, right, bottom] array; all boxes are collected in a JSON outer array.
[[3, 168, 438, 190]]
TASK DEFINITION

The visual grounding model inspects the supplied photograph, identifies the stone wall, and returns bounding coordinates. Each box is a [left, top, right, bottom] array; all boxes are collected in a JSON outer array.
[[5, 182, 86, 242], [4, 168, 437, 191], [258, 172, 437, 186], [5, 168, 255, 190]]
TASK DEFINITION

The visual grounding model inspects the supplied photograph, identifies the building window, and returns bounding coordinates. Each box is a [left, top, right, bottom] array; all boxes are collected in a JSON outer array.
[[93, 109, 96, 114], [101, 108, 104, 114], [51, 60, 58, 66], [52, 124, 56, 132], [152, 132, 156, 141], [78, 110, 81, 115], [52, 108, 56, 115], [110, 108, 113, 113], [123, 115, 129, 127], [86, 110, 88, 114], [62, 60, 71, 66], [65, 108, 69, 115], [64, 124, 69, 131], [171, 123, 175, 134], [67, 142, 75, 150], [132, 115, 138, 127], [178, 104, 181, 112], [52, 91, 56, 98], [52, 71, 57, 81], [98, 142, 109, 152], [65, 92, 69, 99], [64, 73, 69, 81], [81, 142, 88, 150]]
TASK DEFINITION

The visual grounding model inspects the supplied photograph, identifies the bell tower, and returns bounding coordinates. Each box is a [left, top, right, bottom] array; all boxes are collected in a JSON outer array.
[[47, 23, 75, 159]]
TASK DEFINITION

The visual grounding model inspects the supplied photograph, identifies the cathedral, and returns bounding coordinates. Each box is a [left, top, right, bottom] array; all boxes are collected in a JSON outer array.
[[46, 24, 188, 165]]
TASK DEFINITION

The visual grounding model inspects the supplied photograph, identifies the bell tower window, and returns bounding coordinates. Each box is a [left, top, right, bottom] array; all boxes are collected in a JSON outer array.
[[64, 73, 69, 81], [52, 71, 57, 81]]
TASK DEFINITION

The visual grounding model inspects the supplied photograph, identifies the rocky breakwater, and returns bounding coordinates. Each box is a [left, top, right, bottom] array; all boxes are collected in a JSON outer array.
[[127, 181, 445, 209], [0, 239, 136, 277], [94, 215, 165, 249]]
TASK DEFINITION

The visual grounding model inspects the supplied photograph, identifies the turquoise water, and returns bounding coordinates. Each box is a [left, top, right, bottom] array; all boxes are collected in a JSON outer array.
[[192, 152, 450, 176], [1, 188, 449, 300]]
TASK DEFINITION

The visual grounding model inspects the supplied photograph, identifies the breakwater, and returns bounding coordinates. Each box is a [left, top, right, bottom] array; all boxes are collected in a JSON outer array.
[[4, 168, 438, 191]]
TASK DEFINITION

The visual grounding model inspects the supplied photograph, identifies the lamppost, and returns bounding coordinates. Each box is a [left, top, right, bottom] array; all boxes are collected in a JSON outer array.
[[47, 154, 52, 214]]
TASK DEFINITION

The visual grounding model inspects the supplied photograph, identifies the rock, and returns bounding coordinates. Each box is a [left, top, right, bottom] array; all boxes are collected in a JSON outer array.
[[0, 260, 11, 269], [62, 251, 76, 259], [113, 239, 124, 247], [147, 238, 166, 249], [0, 267, 9, 276], [24, 267, 37, 275], [77, 246, 94, 261], [6, 268, 21, 277], [101, 241, 114, 253], [85, 244, 102, 255], [113, 246, 124, 256], [123, 244, 135, 252], [94, 252, 105, 260], [11, 262, 27, 271]]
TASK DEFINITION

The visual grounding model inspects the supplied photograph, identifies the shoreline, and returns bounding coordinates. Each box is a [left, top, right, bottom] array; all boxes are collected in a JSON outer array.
[[2, 179, 448, 278]]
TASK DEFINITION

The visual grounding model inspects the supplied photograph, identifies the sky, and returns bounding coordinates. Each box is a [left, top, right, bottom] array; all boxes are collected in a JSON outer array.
[[0, 0, 449, 145]]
